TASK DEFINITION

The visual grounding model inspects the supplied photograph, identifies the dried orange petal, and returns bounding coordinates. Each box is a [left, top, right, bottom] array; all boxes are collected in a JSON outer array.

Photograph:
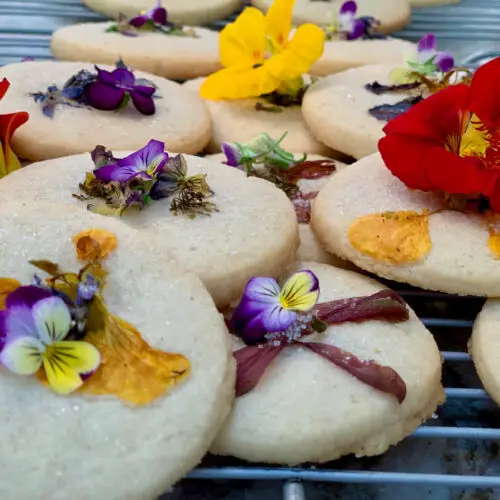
[[0, 278, 21, 309], [348, 210, 431, 264], [73, 229, 118, 261]]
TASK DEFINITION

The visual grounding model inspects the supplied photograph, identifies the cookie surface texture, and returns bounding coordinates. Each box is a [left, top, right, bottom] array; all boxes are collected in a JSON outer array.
[[0, 202, 235, 500], [302, 64, 419, 159], [252, 0, 411, 34], [211, 262, 444, 464], [0, 61, 211, 161], [51, 23, 222, 81], [311, 153, 500, 296], [83, 0, 242, 25], [0, 153, 299, 308], [184, 78, 334, 155]]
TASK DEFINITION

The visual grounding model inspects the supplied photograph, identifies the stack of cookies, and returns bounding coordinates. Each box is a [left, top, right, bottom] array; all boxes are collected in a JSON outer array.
[[2, 0, 495, 498]]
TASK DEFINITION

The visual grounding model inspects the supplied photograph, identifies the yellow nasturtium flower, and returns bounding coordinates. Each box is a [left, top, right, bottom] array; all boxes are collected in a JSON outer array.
[[200, 0, 325, 100]]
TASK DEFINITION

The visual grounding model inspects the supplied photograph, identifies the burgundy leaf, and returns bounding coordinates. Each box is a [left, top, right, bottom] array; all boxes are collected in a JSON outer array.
[[285, 159, 336, 183], [368, 96, 423, 122], [314, 290, 408, 324], [365, 81, 421, 95], [234, 344, 286, 397], [292, 191, 318, 223], [301, 341, 407, 403]]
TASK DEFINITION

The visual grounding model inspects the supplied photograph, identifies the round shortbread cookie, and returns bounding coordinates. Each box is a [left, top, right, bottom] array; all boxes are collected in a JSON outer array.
[[470, 300, 500, 406], [83, 0, 242, 26], [311, 153, 500, 296], [0, 61, 211, 161], [302, 64, 418, 159], [51, 23, 222, 81], [183, 78, 333, 155], [0, 153, 298, 308], [252, 0, 411, 35], [310, 39, 415, 77], [0, 201, 235, 500], [211, 261, 444, 464], [206, 152, 352, 268]]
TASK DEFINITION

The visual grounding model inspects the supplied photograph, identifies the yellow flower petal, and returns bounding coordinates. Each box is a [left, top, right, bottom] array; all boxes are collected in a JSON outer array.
[[265, 24, 325, 81], [265, 0, 294, 49], [219, 7, 267, 68], [280, 270, 319, 311], [42, 341, 101, 395], [0, 277, 21, 309], [389, 67, 415, 85], [0, 336, 43, 375], [348, 210, 432, 264], [72, 228, 118, 262], [200, 66, 280, 100]]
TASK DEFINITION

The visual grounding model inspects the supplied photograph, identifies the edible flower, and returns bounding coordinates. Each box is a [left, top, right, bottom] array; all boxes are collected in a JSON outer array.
[[74, 140, 217, 217], [86, 65, 157, 115], [229, 270, 409, 400], [107, 0, 196, 38], [200, 0, 325, 101], [0, 286, 101, 394], [379, 57, 500, 213], [391, 33, 454, 84], [324, 1, 383, 41], [0, 78, 29, 178]]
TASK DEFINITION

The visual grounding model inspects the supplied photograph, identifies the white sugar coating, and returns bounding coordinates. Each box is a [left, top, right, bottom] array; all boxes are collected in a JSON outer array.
[[51, 23, 222, 81], [83, 0, 242, 25], [183, 77, 334, 156], [0, 61, 211, 161], [211, 262, 443, 464], [310, 39, 414, 77], [252, 0, 411, 34], [0, 153, 298, 308], [302, 64, 420, 159], [206, 152, 352, 268], [0, 202, 235, 500], [470, 300, 500, 406], [311, 153, 500, 296]]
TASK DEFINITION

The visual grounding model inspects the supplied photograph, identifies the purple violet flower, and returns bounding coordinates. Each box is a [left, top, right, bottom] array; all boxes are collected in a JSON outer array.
[[93, 139, 168, 182], [86, 66, 157, 115], [231, 270, 320, 344], [417, 33, 454, 72], [338, 1, 365, 40], [129, 0, 170, 28]]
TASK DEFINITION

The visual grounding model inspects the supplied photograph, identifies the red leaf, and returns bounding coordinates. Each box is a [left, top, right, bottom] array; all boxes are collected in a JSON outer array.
[[284, 160, 336, 183], [291, 191, 318, 223], [314, 289, 409, 324], [301, 341, 407, 403], [234, 344, 286, 397]]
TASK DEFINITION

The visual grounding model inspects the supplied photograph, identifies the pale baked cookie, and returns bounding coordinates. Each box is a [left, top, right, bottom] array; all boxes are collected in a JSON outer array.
[[311, 153, 500, 296], [83, 0, 242, 26], [0, 61, 211, 161], [207, 151, 352, 268], [184, 78, 333, 155], [212, 262, 444, 464], [311, 39, 415, 76], [0, 149, 298, 308], [252, 0, 411, 35], [0, 201, 235, 499], [470, 300, 500, 406], [302, 64, 416, 159], [51, 23, 221, 81]]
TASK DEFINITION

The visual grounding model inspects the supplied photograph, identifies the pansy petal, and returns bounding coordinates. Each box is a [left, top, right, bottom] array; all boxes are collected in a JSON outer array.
[[93, 161, 140, 182], [418, 33, 436, 53], [436, 51, 454, 72], [128, 14, 148, 27], [94, 67, 117, 85], [280, 270, 320, 311], [86, 82, 125, 111], [200, 66, 280, 100], [150, 6, 167, 25], [5, 285, 52, 309], [5, 306, 37, 339], [0, 311, 5, 349], [0, 336, 43, 374], [132, 84, 156, 97], [219, 7, 266, 68], [340, 0, 357, 15], [266, 0, 293, 48], [261, 303, 296, 332], [221, 142, 241, 166], [348, 19, 365, 40], [130, 91, 155, 115], [244, 276, 281, 303], [43, 341, 101, 395], [0, 111, 29, 177], [32, 296, 71, 343], [112, 68, 135, 87]]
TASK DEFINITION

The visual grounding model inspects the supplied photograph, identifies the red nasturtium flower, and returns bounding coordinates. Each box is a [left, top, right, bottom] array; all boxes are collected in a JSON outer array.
[[0, 78, 29, 177], [378, 57, 500, 212]]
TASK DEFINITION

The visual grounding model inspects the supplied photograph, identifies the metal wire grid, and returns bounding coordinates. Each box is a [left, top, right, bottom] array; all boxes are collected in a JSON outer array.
[[3, 1, 500, 498]]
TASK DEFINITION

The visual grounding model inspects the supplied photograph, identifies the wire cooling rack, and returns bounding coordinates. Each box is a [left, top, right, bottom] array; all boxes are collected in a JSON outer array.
[[3, 0, 500, 498]]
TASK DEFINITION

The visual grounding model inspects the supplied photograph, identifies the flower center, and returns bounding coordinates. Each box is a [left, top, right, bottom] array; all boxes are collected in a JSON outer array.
[[458, 114, 489, 159]]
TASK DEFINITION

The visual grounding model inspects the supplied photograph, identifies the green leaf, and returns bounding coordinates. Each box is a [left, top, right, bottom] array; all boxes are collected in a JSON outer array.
[[115, 93, 131, 112]]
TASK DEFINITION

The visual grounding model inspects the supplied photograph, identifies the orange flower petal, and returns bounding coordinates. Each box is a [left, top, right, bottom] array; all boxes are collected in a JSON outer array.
[[72, 229, 118, 261], [348, 210, 432, 264], [0, 278, 21, 309], [0, 111, 29, 177]]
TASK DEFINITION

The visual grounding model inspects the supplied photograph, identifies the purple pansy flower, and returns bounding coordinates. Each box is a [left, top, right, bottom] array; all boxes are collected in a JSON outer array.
[[86, 66, 157, 115], [231, 270, 320, 344], [129, 0, 170, 28], [338, 1, 365, 40], [417, 33, 454, 72], [93, 138, 168, 182]]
